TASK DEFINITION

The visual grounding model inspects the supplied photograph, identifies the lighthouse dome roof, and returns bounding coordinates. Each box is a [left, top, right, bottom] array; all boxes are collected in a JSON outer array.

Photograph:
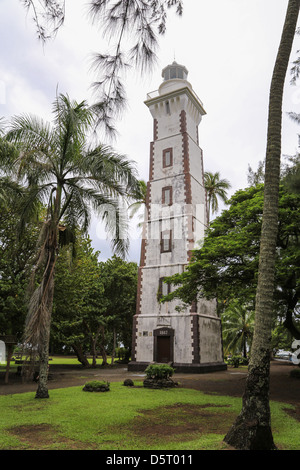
[[161, 61, 188, 81]]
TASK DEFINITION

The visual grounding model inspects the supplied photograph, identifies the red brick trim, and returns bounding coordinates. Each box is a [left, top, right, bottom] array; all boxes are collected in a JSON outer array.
[[191, 313, 200, 364], [130, 315, 138, 362], [180, 110, 194, 261], [180, 110, 192, 205], [153, 118, 158, 141], [200, 147, 209, 226], [149, 142, 155, 181]]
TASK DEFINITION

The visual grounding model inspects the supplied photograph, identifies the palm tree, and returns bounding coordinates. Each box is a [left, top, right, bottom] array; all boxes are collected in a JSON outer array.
[[224, 0, 300, 450], [204, 171, 231, 224], [3, 93, 139, 398], [128, 179, 147, 229], [222, 303, 255, 359]]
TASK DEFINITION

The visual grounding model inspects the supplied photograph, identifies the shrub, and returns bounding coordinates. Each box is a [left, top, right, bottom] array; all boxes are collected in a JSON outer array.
[[123, 379, 134, 387], [115, 347, 130, 362], [82, 380, 110, 392], [228, 356, 248, 368], [145, 364, 175, 380]]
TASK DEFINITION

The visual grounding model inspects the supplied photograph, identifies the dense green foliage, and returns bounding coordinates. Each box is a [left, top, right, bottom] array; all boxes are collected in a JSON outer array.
[[0, 200, 43, 339], [163, 184, 300, 345], [82, 380, 110, 392], [145, 364, 175, 379], [52, 234, 138, 365]]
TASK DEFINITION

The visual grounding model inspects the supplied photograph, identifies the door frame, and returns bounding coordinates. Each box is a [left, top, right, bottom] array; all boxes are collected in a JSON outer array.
[[153, 327, 174, 363]]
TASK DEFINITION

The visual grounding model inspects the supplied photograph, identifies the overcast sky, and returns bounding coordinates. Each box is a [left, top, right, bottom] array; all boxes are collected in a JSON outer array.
[[1, 0, 300, 263]]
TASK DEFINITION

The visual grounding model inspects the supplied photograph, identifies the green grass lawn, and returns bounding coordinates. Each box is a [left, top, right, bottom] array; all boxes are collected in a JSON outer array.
[[1, 355, 112, 373], [0, 381, 299, 450]]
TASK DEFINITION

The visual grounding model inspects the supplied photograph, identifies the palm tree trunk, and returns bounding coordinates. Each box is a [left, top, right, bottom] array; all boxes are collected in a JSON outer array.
[[34, 216, 61, 399], [224, 0, 300, 450], [35, 242, 56, 398]]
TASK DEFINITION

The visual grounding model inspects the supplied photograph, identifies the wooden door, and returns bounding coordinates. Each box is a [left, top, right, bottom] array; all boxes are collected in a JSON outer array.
[[157, 336, 171, 363]]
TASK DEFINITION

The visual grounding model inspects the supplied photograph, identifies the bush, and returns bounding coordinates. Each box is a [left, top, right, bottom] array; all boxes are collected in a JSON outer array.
[[145, 364, 175, 380], [123, 379, 134, 387], [227, 355, 248, 368], [82, 380, 110, 392], [290, 368, 300, 379], [115, 347, 130, 362]]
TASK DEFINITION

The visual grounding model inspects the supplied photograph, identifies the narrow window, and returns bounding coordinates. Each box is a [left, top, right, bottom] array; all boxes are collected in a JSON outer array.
[[165, 100, 170, 115], [163, 148, 173, 168], [161, 230, 172, 253], [158, 277, 171, 299], [162, 186, 172, 206], [177, 68, 183, 79], [170, 67, 176, 79]]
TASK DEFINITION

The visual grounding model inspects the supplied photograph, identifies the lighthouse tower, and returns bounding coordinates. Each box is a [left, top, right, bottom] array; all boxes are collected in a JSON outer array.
[[128, 62, 226, 373]]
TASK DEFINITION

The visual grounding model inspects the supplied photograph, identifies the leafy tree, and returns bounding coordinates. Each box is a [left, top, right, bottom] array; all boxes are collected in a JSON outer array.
[[2, 93, 139, 398], [203, 171, 231, 224], [247, 160, 265, 187], [163, 184, 300, 342], [99, 255, 138, 362], [53, 232, 107, 367], [53, 249, 138, 366]]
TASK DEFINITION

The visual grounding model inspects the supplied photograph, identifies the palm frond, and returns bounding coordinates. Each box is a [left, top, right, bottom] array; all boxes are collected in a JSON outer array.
[[287, 111, 300, 124]]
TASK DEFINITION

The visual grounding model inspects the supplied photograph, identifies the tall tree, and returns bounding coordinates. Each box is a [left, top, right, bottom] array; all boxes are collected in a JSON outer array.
[[224, 0, 300, 450], [52, 232, 107, 367], [2, 93, 139, 398], [204, 171, 231, 224], [99, 256, 138, 361]]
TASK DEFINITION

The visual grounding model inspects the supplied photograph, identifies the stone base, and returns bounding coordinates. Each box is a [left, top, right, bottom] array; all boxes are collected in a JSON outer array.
[[143, 378, 178, 389], [128, 361, 227, 374]]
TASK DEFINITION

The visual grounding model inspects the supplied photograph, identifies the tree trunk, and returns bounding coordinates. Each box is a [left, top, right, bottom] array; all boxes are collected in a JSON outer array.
[[224, 0, 300, 450], [36, 327, 50, 399], [111, 327, 117, 365], [4, 344, 14, 385], [35, 241, 56, 399], [99, 325, 108, 365], [72, 343, 90, 367], [91, 337, 98, 368], [101, 345, 108, 366]]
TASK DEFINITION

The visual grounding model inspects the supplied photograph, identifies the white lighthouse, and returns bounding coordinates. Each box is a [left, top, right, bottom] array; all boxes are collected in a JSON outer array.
[[128, 62, 226, 373]]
